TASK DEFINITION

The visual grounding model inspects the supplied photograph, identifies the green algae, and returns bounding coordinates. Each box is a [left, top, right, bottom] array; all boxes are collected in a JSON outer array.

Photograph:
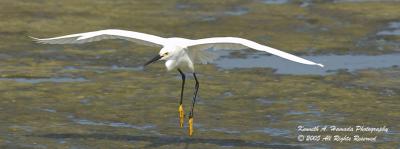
[[0, 63, 398, 148], [1, 0, 400, 54]]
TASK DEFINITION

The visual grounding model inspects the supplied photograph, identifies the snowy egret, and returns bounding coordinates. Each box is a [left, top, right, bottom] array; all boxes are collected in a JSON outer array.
[[32, 29, 324, 136]]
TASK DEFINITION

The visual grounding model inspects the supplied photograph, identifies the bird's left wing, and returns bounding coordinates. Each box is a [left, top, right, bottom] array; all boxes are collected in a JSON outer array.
[[31, 29, 167, 47], [185, 37, 324, 67]]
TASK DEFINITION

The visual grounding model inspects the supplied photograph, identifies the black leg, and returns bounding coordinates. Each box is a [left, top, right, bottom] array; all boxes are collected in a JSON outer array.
[[188, 73, 199, 136], [178, 69, 185, 105], [178, 69, 185, 128], [190, 73, 199, 117]]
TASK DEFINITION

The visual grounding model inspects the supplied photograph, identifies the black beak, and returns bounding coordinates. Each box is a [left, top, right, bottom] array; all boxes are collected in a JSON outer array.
[[144, 55, 162, 66]]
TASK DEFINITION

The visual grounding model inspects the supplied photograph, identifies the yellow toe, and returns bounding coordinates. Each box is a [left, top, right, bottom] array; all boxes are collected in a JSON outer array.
[[179, 104, 184, 128], [188, 117, 194, 136]]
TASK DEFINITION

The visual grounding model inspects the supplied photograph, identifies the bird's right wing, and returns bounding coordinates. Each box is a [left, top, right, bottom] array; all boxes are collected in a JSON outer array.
[[31, 29, 167, 47], [186, 37, 324, 67]]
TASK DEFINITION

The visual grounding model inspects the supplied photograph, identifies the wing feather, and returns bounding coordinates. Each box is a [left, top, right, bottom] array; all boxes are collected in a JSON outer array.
[[186, 37, 324, 67], [186, 46, 218, 64], [31, 29, 167, 47]]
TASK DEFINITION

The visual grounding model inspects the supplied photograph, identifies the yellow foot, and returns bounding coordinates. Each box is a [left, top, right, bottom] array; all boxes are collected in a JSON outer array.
[[179, 104, 184, 128], [188, 117, 194, 136]]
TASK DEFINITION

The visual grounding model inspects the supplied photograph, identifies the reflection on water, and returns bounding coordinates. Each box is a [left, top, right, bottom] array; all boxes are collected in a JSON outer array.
[[224, 7, 249, 16], [377, 21, 400, 36], [215, 52, 400, 75], [80, 98, 91, 105], [262, 0, 289, 5], [175, 3, 196, 10], [110, 65, 144, 71], [357, 20, 400, 52], [251, 128, 291, 137], [200, 16, 217, 22], [40, 108, 57, 113], [68, 115, 155, 130], [208, 128, 240, 134]]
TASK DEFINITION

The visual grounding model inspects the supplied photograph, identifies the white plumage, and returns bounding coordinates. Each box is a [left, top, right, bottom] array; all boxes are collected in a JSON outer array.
[[32, 29, 324, 72]]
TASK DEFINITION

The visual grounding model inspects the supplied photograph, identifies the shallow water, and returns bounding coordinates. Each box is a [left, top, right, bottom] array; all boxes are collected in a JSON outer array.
[[0, 77, 88, 83], [224, 7, 250, 16], [95, 52, 400, 75], [215, 52, 400, 75], [262, 0, 289, 5], [68, 115, 155, 130], [377, 21, 400, 36]]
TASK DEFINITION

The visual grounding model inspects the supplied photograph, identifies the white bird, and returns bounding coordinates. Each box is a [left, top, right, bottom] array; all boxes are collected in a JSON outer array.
[[32, 29, 324, 136]]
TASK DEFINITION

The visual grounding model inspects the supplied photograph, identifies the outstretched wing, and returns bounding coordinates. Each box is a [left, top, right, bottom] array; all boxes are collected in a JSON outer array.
[[186, 37, 324, 67], [31, 29, 167, 47]]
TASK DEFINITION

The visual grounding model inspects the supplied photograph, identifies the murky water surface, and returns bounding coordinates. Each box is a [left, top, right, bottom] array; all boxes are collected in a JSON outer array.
[[0, 0, 399, 148], [215, 52, 400, 75], [0, 77, 88, 84]]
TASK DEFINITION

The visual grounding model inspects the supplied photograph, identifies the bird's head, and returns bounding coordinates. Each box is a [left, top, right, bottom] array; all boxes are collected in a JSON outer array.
[[144, 47, 173, 66], [159, 48, 173, 60]]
